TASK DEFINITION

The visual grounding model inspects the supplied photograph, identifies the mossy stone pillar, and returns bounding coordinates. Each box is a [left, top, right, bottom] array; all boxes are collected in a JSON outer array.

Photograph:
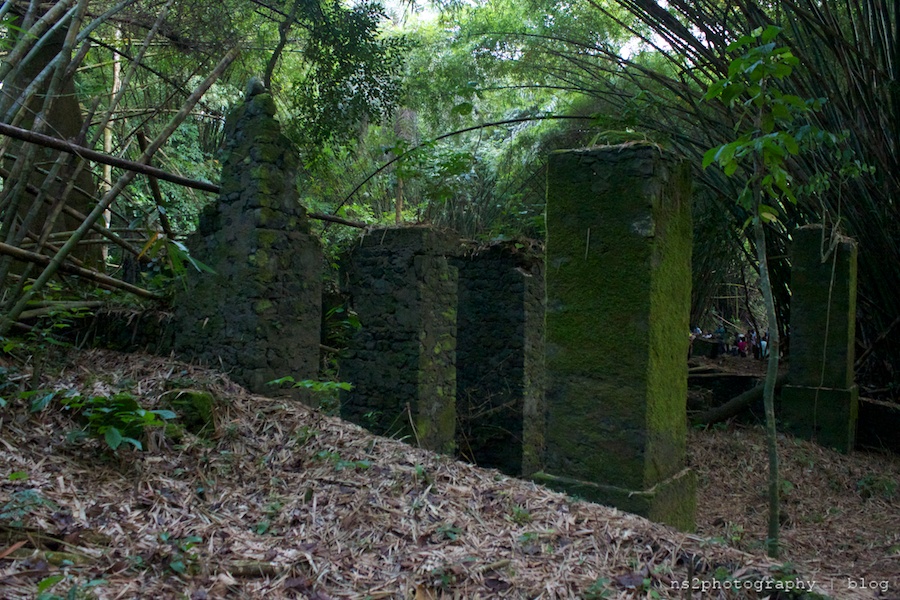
[[535, 144, 695, 530], [341, 228, 457, 454], [782, 225, 858, 452], [173, 87, 322, 396]]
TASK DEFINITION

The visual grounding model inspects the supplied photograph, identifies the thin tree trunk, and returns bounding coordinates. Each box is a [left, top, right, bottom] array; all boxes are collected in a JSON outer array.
[[754, 210, 781, 559]]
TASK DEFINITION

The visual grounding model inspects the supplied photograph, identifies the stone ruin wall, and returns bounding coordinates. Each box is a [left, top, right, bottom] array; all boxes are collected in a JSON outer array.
[[338, 230, 544, 474], [452, 244, 544, 476], [169, 89, 322, 395]]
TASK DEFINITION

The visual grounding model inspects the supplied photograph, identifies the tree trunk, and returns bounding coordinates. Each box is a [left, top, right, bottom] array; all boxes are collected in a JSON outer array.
[[754, 211, 781, 559]]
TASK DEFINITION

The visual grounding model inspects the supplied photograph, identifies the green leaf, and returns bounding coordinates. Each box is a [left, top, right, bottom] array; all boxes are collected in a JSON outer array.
[[760, 25, 782, 44], [30, 391, 55, 413], [37, 575, 65, 592], [151, 409, 177, 420], [450, 102, 474, 116], [104, 427, 123, 450], [121, 437, 143, 450], [724, 161, 739, 176], [169, 559, 186, 574], [701, 146, 719, 169], [783, 135, 800, 156], [8, 471, 28, 481]]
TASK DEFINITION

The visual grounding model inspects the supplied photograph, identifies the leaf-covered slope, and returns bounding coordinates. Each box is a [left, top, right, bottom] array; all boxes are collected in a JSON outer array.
[[0, 348, 887, 599]]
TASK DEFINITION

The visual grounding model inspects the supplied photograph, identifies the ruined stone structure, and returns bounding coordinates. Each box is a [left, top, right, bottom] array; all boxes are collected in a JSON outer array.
[[172, 87, 322, 395], [339, 232, 544, 469], [535, 145, 696, 530], [340, 228, 459, 454], [452, 244, 544, 476], [782, 224, 859, 452]]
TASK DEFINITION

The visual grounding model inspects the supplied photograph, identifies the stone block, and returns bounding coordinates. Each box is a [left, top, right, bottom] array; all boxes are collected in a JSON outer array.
[[532, 468, 696, 531], [781, 384, 859, 453], [789, 225, 857, 389], [542, 144, 694, 529]]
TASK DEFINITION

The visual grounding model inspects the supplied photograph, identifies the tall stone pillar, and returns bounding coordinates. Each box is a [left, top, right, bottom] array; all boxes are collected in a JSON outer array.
[[453, 244, 544, 476], [340, 228, 457, 454], [535, 144, 695, 530], [173, 86, 322, 396], [782, 225, 858, 452]]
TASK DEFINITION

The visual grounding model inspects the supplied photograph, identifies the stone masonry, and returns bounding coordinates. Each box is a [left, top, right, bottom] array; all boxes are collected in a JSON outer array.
[[535, 144, 696, 530], [452, 243, 544, 477], [782, 224, 859, 452], [340, 228, 458, 454], [172, 86, 322, 396]]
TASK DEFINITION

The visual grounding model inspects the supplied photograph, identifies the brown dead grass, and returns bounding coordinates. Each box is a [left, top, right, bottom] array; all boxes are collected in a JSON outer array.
[[0, 347, 896, 599]]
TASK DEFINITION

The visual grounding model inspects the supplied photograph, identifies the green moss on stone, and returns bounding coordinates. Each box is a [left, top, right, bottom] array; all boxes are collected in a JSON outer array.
[[543, 145, 693, 528], [254, 299, 273, 314]]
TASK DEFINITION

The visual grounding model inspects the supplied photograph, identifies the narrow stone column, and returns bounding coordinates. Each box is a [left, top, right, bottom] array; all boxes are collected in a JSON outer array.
[[173, 86, 322, 396], [453, 244, 544, 477], [782, 224, 858, 452], [535, 144, 695, 530], [340, 228, 457, 454]]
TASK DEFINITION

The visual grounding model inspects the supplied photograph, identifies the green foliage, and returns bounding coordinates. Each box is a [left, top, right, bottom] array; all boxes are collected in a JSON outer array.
[[134, 235, 215, 292], [435, 523, 462, 541], [856, 474, 897, 500], [35, 575, 105, 600], [702, 26, 832, 217], [508, 505, 532, 525], [1, 489, 58, 528], [583, 577, 612, 600], [62, 392, 177, 451], [267, 376, 352, 415], [158, 532, 203, 575]]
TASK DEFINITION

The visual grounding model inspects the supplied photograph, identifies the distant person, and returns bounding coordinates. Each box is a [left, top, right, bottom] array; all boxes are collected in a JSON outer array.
[[736, 335, 748, 357], [760, 332, 769, 358]]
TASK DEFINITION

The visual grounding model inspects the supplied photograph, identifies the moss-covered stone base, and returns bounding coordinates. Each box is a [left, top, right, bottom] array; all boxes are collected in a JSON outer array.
[[781, 385, 859, 453], [532, 468, 696, 531]]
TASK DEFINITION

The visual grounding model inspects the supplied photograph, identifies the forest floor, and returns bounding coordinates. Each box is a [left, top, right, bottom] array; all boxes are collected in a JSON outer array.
[[0, 347, 898, 599]]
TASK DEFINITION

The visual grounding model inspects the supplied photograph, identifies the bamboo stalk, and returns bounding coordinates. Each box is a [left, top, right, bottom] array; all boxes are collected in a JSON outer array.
[[0, 242, 161, 299], [0, 47, 240, 334]]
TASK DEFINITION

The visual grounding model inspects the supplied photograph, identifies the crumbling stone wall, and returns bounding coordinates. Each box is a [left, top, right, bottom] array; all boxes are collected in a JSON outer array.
[[172, 87, 322, 395], [340, 228, 458, 454], [453, 243, 544, 476]]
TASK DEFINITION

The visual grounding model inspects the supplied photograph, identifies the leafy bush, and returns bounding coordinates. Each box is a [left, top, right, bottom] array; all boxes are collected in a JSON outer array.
[[63, 392, 176, 451]]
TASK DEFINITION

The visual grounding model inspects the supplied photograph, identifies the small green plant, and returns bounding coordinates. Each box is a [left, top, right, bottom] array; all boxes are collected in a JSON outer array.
[[856, 474, 897, 500], [583, 577, 612, 600], [267, 376, 352, 415], [517, 531, 539, 544], [435, 523, 461, 541], [313, 449, 371, 472], [20, 388, 70, 413], [1, 489, 58, 527], [158, 532, 202, 575], [63, 392, 176, 451], [36, 574, 106, 600], [509, 505, 532, 525]]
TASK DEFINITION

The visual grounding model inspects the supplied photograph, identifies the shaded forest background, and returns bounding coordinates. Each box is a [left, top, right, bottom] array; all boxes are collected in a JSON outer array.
[[0, 0, 898, 399]]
